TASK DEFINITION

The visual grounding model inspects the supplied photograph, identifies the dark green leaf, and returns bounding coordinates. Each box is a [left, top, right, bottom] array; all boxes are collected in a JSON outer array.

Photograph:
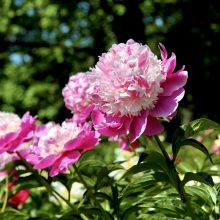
[[138, 152, 149, 164], [78, 159, 106, 171], [0, 208, 28, 220], [111, 184, 120, 217], [181, 172, 213, 187], [173, 138, 213, 163]]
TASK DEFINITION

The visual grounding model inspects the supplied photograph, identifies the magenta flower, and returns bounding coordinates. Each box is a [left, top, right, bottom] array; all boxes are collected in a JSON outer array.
[[89, 39, 188, 142], [62, 72, 94, 123], [0, 112, 36, 153], [27, 121, 100, 177]]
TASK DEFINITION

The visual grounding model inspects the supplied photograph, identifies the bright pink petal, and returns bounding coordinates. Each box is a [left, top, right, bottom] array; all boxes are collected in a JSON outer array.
[[34, 154, 59, 170], [144, 116, 164, 136], [91, 109, 105, 125], [49, 151, 81, 177], [129, 110, 149, 143], [163, 52, 176, 75], [161, 69, 188, 96], [0, 133, 19, 153], [159, 43, 168, 60], [65, 130, 99, 152], [92, 110, 132, 136], [150, 88, 185, 117], [7, 112, 36, 152]]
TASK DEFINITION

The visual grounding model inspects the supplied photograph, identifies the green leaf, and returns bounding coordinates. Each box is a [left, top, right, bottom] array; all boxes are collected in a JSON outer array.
[[197, 172, 215, 187], [185, 118, 220, 137], [111, 184, 120, 217], [120, 205, 140, 220], [0, 208, 28, 220], [138, 152, 149, 164], [186, 185, 215, 208], [78, 159, 106, 171], [181, 172, 214, 188], [173, 138, 213, 163], [172, 118, 220, 150], [79, 208, 114, 220], [95, 167, 113, 190], [94, 192, 113, 205]]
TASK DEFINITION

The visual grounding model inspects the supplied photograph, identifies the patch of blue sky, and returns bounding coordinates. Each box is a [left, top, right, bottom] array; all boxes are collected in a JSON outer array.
[[155, 17, 164, 27], [59, 23, 70, 33], [78, 36, 93, 48], [77, 1, 90, 13], [14, 0, 24, 7], [26, 8, 35, 17], [41, 30, 56, 42], [10, 53, 31, 65], [78, 19, 88, 28]]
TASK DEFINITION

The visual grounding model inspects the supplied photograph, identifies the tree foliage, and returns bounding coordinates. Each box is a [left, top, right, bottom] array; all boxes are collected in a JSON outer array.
[[0, 0, 220, 124]]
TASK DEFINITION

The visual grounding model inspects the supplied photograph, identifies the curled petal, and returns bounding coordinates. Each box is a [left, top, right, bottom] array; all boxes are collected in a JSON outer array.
[[150, 88, 185, 118], [159, 43, 168, 60], [163, 52, 177, 75], [161, 69, 188, 96], [129, 110, 149, 143], [143, 116, 164, 136]]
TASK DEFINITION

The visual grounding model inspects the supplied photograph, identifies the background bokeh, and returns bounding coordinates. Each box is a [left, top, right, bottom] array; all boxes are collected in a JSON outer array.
[[0, 0, 219, 135]]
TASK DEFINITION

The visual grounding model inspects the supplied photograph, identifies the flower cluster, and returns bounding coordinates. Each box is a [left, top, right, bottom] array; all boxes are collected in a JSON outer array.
[[0, 39, 187, 182]]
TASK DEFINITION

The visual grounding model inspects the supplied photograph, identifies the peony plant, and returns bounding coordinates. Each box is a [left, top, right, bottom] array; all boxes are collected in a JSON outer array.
[[0, 39, 220, 220]]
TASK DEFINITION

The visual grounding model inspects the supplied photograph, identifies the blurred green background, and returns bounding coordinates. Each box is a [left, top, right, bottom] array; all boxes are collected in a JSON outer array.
[[0, 0, 219, 130]]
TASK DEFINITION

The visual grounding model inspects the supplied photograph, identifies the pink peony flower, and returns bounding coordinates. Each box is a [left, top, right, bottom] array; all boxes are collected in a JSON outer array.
[[0, 112, 36, 153], [62, 72, 94, 123], [27, 121, 100, 177], [88, 39, 187, 142]]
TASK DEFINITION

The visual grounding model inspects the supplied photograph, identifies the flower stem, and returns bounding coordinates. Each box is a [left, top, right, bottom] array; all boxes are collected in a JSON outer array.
[[73, 164, 89, 189], [1, 175, 8, 213], [154, 135, 170, 163], [153, 135, 197, 219], [16, 152, 73, 209], [73, 164, 112, 219]]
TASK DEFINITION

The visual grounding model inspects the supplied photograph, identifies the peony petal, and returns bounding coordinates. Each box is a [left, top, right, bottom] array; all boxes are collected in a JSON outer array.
[[49, 151, 81, 177], [150, 88, 185, 117], [92, 110, 132, 136], [0, 132, 19, 153], [34, 154, 59, 170], [161, 69, 188, 96], [163, 52, 176, 75], [144, 116, 164, 136], [129, 110, 149, 143], [91, 109, 105, 125], [65, 130, 99, 152], [159, 43, 168, 60]]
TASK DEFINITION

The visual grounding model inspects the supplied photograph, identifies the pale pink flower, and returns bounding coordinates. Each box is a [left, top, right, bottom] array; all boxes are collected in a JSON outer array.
[[212, 145, 219, 154], [0, 152, 17, 172], [196, 136, 203, 142], [89, 39, 187, 142], [109, 135, 139, 151], [27, 121, 100, 177], [0, 112, 36, 153], [62, 72, 94, 123]]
